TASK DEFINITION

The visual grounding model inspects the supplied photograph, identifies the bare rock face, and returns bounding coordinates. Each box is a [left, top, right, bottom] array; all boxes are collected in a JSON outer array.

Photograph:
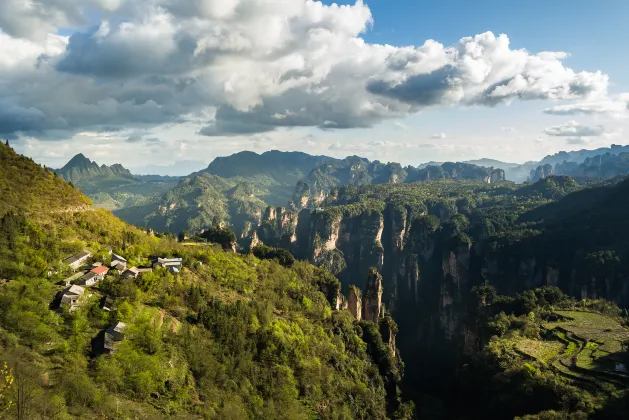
[[264, 206, 277, 222], [348, 286, 362, 321], [334, 290, 347, 311], [379, 314, 398, 358], [529, 164, 554, 182], [363, 268, 383, 323], [439, 244, 471, 341], [488, 169, 506, 183]]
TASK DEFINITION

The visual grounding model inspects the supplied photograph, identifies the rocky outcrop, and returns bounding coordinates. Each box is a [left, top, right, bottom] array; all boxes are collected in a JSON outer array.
[[529, 164, 554, 182], [363, 268, 384, 322], [487, 169, 506, 183], [348, 286, 362, 320]]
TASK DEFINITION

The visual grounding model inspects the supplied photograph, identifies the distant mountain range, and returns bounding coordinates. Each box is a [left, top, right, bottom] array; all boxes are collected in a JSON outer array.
[[55, 144, 629, 234]]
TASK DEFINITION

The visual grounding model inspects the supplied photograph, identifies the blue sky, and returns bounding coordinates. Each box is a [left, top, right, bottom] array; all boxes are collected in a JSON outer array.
[[332, 0, 628, 88], [2, 0, 628, 172]]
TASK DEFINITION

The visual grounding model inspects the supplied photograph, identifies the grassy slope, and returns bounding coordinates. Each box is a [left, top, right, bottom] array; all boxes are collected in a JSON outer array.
[[0, 143, 92, 215]]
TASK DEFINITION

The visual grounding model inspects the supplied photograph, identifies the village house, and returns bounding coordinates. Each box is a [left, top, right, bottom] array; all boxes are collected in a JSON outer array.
[[90, 265, 109, 280], [78, 266, 109, 286], [137, 267, 154, 275], [79, 272, 98, 286], [122, 267, 140, 279], [608, 353, 629, 374], [103, 322, 126, 353], [152, 257, 183, 270], [111, 254, 127, 267], [63, 251, 91, 270], [58, 285, 86, 311], [110, 264, 126, 275]]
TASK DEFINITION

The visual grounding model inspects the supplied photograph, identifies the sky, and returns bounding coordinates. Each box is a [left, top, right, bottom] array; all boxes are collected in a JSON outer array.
[[1, 0, 629, 175]]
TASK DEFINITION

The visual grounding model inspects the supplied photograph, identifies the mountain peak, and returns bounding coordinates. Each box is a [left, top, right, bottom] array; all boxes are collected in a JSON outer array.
[[64, 153, 94, 168], [56, 154, 133, 184]]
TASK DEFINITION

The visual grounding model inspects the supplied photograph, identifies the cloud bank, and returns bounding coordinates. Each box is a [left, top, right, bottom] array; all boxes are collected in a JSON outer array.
[[0, 0, 612, 140]]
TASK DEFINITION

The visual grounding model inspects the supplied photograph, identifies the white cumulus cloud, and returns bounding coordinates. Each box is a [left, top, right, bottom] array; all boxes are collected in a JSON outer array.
[[0, 0, 614, 140]]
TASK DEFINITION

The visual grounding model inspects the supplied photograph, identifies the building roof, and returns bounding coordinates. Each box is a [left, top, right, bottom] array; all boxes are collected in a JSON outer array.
[[112, 322, 126, 333], [62, 271, 85, 283], [104, 332, 115, 351], [155, 257, 183, 264], [169, 267, 180, 273], [101, 296, 114, 309], [63, 251, 90, 265], [64, 285, 85, 296], [81, 272, 97, 281], [137, 267, 153, 273], [91, 266, 109, 275], [112, 253, 127, 262], [111, 260, 127, 270], [122, 267, 140, 277]]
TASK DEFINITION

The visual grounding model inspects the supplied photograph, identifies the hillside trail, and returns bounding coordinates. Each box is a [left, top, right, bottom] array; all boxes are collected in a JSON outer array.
[[50, 206, 96, 214]]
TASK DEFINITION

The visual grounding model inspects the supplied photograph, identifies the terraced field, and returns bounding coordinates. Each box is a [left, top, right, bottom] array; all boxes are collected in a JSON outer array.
[[514, 310, 629, 390]]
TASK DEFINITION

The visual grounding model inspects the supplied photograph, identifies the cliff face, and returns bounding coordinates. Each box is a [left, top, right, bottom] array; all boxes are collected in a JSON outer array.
[[529, 163, 554, 182], [363, 268, 384, 322]]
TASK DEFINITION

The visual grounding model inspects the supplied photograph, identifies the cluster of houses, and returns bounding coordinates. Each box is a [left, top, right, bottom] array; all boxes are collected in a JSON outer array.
[[54, 251, 183, 354], [55, 251, 182, 313]]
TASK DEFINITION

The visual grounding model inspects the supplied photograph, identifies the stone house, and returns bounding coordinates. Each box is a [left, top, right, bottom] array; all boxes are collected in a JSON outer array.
[[59, 285, 86, 311]]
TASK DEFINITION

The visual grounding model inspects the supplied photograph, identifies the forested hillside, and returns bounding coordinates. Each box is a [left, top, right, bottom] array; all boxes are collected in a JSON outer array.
[[197, 150, 336, 206], [120, 173, 270, 235], [0, 144, 412, 419]]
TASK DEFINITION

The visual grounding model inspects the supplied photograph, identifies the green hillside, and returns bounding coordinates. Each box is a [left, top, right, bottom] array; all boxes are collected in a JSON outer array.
[[0, 143, 92, 215], [116, 173, 270, 235], [198, 150, 335, 206], [0, 145, 411, 419]]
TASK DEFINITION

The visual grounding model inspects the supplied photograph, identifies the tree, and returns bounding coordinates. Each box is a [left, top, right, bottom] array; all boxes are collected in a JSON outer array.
[[4, 349, 41, 420], [0, 362, 14, 413], [200, 226, 236, 250], [252, 244, 295, 268]]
